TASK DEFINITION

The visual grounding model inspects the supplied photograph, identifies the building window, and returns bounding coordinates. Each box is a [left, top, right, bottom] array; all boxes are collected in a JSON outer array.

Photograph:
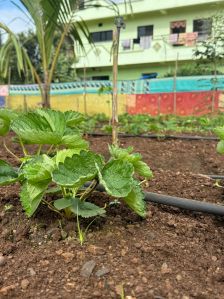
[[141, 73, 158, 79], [193, 18, 212, 38], [90, 31, 113, 42], [170, 20, 186, 34], [92, 76, 109, 80], [137, 25, 154, 38]]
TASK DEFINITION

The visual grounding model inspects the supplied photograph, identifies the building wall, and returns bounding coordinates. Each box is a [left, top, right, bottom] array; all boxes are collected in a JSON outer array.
[[77, 61, 210, 81], [5, 76, 224, 116], [75, 2, 224, 79], [6, 91, 222, 117], [77, 0, 224, 22], [7, 94, 128, 116]]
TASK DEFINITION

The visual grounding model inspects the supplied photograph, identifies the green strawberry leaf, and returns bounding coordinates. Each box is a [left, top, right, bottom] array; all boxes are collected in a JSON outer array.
[[0, 109, 18, 136], [54, 149, 84, 165], [61, 133, 89, 149], [54, 197, 105, 218], [217, 140, 224, 154], [0, 118, 10, 136], [52, 150, 104, 188], [20, 180, 49, 217], [0, 108, 18, 121], [22, 154, 55, 183], [0, 160, 18, 186], [109, 145, 133, 159], [214, 127, 224, 140], [11, 109, 66, 145], [132, 160, 153, 178], [64, 111, 85, 127], [54, 197, 73, 210], [70, 197, 106, 218], [98, 160, 134, 198], [123, 180, 146, 218], [109, 145, 152, 178]]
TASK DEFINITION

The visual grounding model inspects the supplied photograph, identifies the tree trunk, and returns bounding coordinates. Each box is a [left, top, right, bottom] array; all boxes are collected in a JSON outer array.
[[42, 73, 51, 108]]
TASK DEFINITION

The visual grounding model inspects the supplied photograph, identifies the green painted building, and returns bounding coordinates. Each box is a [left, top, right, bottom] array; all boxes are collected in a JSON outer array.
[[75, 0, 224, 80]]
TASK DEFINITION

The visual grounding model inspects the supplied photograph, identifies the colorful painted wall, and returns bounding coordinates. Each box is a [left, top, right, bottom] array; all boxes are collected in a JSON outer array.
[[2, 76, 224, 117]]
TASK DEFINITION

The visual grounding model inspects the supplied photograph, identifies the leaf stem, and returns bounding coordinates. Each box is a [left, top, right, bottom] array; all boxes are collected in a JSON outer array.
[[3, 139, 20, 161], [47, 145, 54, 155], [61, 186, 67, 197], [139, 179, 147, 185], [36, 145, 42, 156], [19, 137, 28, 156], [80, 180, 98, 201], [76, 211, 84, 246], [42, 199, 64, 217]]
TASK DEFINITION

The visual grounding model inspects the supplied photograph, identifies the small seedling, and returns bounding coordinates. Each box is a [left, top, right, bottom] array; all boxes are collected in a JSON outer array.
[[214, 180, 224, 188], [76, 211, 99, 245], [4, 204, 14, 212]]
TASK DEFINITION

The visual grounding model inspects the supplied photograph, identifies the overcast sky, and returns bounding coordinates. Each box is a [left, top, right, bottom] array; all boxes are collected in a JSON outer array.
[[0, 0, 33, 35]]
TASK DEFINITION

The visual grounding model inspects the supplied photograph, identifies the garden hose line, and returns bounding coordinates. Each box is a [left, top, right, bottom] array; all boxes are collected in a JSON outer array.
[[87, 132, 218, 141], [206, 175, 224, 180], [85, 183, 224, 217]]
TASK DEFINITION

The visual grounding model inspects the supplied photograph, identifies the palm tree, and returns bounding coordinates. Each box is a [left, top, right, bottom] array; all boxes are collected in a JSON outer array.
[[0, 0, 132, 108], [0, 0, 91, 108]]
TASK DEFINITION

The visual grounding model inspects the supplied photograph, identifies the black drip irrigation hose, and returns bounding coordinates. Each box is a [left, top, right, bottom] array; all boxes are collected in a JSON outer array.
[[207, 175, 224, 180], [87, 132, 218, 141], [86, 183, 224, 217], [146, 192, 224, 216]]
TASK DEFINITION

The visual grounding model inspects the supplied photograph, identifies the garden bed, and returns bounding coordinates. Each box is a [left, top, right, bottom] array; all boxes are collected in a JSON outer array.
[[1, 134, 224, 299]]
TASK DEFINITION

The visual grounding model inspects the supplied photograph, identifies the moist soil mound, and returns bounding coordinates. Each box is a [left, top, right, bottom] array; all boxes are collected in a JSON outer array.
[[0, 134, 224, 299]]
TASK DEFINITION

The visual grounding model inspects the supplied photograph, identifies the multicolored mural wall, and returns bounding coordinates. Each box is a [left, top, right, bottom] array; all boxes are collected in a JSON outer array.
[[2, 76, 224, 116]]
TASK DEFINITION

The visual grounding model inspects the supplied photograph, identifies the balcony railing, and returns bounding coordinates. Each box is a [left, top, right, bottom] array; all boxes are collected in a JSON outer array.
[[74, 31, 209, 67]]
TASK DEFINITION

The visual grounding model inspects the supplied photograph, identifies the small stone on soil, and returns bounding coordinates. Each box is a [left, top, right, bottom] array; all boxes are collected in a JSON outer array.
[[132, 257, 139, 264], [0, 255, 6, 267], [142, 277, 148, 283], [135, 243, 142, 249], [27, 268, 36, 276], [95, 266, 110, 277], [87, 245, 105, 255], [135, 285, 144, 294], [56, 249, 63, 255], [61, 252, 75, 261], [92, 290, 101, 297], [0, 284, 17, 295], [80, 260, 96, 278], [21, 279, 29, 290], [161, 262, 171, 274]]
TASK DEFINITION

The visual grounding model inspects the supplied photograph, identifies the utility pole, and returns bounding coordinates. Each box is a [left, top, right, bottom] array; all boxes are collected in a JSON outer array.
[[112, 16, 125, 146]]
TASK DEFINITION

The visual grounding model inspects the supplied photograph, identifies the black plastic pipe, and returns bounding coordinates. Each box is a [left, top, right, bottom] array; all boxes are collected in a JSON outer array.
[[87, 132, 218, 141], [145, 192, 224, 216], [207, 175, 224, 180], [86, 183, 224, 216]]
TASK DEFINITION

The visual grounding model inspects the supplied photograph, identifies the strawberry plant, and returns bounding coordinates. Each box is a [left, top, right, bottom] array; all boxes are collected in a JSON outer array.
[[214, 126, 224, 154], [0, 108, 153, 220]]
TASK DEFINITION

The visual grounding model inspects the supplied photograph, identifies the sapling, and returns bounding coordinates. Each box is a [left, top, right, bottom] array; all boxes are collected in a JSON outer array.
[[0, 108, 153, 226]]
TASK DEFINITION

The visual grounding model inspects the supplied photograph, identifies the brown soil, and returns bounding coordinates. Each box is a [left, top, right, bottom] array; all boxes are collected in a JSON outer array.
[[1, 134, 224, 299]]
